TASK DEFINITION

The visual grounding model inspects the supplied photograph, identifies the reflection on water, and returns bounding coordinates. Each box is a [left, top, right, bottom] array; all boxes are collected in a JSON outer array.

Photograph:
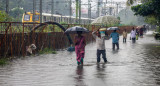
[[96, 63, 106, 78], [75, 66, 86, 86]]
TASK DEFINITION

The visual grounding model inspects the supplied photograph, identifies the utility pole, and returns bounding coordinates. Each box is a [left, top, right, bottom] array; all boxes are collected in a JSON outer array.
[[40, 0, 42, 23], [46, 2, 49, 13], [6, 0, 9, 14], [104, 0, 107, 15], [51, 0, 54, 21], [116, 3, 119, 16], [33, 0, 36, 22], [97, 0, 100, 17], [69, 0, 72, 23], [76, 0, 79, 23], [79, 0, 81, 24], [88, 0, 91, 23]]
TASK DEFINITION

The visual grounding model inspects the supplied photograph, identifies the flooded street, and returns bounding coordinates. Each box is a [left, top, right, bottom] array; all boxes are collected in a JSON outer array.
[[0, 31, 160, 86]]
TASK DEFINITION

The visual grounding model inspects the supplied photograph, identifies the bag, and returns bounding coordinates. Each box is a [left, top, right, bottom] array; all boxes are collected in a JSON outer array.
[[67, 46, 75, 52], [136, 35, 138, 40]]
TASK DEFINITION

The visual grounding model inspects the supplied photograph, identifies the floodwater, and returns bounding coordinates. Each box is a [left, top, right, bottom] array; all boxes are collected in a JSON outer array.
[[0, 31, 160, 86]]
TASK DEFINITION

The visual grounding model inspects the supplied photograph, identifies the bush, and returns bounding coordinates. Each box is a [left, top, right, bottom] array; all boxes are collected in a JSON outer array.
[[0, 58, 8, 66], [0, 11, 12, 22], [39, 48, 57, 54]]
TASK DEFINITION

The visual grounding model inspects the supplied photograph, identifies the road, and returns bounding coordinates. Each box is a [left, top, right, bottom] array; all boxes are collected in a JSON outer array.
[[0, 31, 160, 86]]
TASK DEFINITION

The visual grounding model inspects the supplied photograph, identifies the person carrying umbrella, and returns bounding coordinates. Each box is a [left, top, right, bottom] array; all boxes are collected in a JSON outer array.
[[108, 27, 119, 50], [74, 31, 86, 65], [92, 28, 107, 63], [65, 26, 89, 66]]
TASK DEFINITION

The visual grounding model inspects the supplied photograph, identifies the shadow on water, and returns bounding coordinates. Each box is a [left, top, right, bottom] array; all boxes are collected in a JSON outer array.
[[74, 66, 86, 86], [111, 49, 119, 54]]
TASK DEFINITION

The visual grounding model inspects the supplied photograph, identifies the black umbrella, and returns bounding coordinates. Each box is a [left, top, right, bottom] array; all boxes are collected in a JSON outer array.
[[65, 26, 89, 34]]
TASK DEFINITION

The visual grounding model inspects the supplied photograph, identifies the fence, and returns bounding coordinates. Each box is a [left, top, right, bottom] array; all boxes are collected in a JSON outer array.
[[0, 22, 134, 58]]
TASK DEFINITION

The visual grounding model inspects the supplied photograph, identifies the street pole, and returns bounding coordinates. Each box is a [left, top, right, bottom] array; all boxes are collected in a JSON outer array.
[[69, 0, 72, 23], [6, 0, 9, 14], [51, 0, 54, 21], [116, 3, 119, 16], [88, 0, 91, 23], [76, 0, 79, 23], [104, 1, 107, 15], [97, 0, 99, 17], [40, 0, 42, 23], [46, 2, 49, 13], [88, 0, 90, 23], [79, 0, 81, 24], [90, 3, 91, 23], [33, 0, 36, 22]]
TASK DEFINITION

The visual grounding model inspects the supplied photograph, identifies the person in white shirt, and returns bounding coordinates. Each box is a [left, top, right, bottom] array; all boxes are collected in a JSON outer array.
[[92, 29, 107, 63], [130, 27, 136, 43]]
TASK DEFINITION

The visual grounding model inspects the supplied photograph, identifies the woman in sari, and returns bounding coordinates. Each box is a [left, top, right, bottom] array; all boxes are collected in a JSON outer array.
[[74, 31, 86, 65]]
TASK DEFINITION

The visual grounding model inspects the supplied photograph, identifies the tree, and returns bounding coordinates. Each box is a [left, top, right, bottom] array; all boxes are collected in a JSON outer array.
[[117, 16, 120, 21], [0, 0, 5, 10], [145, 16, 157, 25], [131, 0, 160, 24], [0, 11, 12, 22], [9, 7, 24, 22], [126, 0, 151, 6], [126, 0, 136, 6]]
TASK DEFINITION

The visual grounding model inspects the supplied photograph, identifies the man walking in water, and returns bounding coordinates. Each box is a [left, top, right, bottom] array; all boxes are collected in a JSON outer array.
[[110, 30, 119, 50], [130, 27, 136, 43], [92, 29, 107, 63], [123, 29, 127, 43]]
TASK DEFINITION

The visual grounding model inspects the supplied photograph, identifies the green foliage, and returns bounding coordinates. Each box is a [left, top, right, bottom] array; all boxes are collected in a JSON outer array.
[[39, 48, 57, 54], [60, 22, 67, 24], [145, 16, 157, 25], [131, 0, 160, 22], [0, 11, 12, 22], [126, 0, 136, 6], [9, 7, 24, 22], [0, 58, 8, 66], [155, 26, 160, 32], [117, 17, 120, 20], [74, 22, 79, 24], [0, 0, 5, 10], [131, 2, 154, 16]]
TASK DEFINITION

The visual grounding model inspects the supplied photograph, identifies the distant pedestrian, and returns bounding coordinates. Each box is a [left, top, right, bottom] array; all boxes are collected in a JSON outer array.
[[130, 27, 136, 43], [122, 29, 127, 43], [136, 28, 139, 40], [110, 30, 119, 50], [74, 31, 86, 65], [143, 25, 147, 33], [146, 24, 149, 31], [139, 27, 143, 37], [92, 29, 107, 63]]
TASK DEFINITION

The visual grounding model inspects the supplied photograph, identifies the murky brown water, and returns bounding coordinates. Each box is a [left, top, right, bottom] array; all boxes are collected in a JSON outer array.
[[0, 31, 160, 86]]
